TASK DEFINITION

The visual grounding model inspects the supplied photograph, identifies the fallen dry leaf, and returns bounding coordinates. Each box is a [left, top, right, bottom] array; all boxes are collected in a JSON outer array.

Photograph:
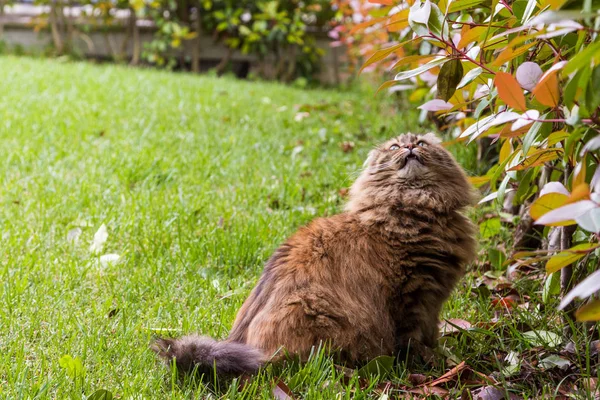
[[439, 318, 472, 336]]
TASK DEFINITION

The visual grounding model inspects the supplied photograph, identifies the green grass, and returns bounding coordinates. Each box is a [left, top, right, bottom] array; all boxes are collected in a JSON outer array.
[[0, 56, 597, 399]]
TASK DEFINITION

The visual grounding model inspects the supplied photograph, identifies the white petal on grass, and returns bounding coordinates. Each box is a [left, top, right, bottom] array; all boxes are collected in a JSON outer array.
[[516, 62, 543, 91], [67, 227, 82, 243], [99, 254, 121, 268], [90, 224, 108, 254], [559, 269, 600, 310], [418, 99, 454, 111], [576, 208, 600, 233], [540, 181, 570, 197], [535, 200, 598, 225]]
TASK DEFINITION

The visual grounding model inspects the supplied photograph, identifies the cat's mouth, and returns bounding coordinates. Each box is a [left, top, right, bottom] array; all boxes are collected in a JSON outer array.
[[400, 153, 422, 168]]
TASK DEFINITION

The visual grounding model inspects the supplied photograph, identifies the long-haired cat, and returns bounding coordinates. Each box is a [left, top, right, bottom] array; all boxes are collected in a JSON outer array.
[[153, 133, 477, 378]]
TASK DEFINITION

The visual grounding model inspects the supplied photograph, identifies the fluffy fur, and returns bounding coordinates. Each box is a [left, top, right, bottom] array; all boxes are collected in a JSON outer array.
[[154, 133, 477, 378]]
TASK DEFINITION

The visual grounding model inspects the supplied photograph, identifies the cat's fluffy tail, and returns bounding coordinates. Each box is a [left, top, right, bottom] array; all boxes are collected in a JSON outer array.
[[152, 335, 266, 378]]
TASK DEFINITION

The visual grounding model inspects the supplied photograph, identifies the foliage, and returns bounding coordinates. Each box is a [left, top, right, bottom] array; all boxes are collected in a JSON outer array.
[[340, 0, 600, 322], [22, 0, 333, 79]]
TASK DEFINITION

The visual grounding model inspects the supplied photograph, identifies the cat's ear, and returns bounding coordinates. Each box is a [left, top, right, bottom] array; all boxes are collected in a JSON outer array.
[[422, 132, 442, 144], [363, 150, 377, 167]]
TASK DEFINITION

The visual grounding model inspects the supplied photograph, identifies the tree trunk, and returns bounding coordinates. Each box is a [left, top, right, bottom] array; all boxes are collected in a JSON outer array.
[[191, 5, 201, 73], [49, 1, 64, 54], [0, 0, 5, 41], [215, 47, 232, 75], [130, 10, 140, 65]]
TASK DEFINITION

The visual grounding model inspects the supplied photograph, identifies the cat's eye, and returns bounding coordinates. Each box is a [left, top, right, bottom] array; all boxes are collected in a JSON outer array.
[[417, 141, 428, 147], [389, 144, 400, 151]]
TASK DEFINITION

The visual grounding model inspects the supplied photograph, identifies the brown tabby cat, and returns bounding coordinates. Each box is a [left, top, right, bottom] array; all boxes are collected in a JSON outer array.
[[153, 133, 477, 378]]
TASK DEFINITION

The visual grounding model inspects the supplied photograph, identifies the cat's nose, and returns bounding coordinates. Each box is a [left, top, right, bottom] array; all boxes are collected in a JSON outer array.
[[404, 143, 414, 150]]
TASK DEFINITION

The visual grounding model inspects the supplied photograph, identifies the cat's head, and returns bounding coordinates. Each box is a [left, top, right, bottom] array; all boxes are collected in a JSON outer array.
[[346, 133, 476, 214]]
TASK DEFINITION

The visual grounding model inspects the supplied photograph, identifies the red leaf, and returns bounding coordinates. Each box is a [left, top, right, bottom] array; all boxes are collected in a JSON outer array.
[[272, 380, 295, 400], [494, 72, 527, 111], [369, 0, 393, 4]]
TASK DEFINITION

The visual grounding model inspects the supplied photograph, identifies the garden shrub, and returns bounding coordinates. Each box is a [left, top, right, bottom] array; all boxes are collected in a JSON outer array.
[[337, 0, 600, 322]]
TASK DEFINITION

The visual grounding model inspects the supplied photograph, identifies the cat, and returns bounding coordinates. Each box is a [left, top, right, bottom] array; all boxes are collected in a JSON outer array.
[[153, 132, 477, 379]]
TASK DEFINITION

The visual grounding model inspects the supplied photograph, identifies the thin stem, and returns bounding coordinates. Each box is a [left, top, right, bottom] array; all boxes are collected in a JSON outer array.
[[428, 32, 496, 75], [447, 20, 510, 29]]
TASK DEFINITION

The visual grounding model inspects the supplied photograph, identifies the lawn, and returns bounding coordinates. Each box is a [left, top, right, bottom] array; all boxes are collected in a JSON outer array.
[[0, 56, 596, 399]]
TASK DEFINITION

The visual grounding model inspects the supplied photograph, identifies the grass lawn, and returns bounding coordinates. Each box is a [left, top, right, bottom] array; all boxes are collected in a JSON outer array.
[[0, 56, 597, 399]]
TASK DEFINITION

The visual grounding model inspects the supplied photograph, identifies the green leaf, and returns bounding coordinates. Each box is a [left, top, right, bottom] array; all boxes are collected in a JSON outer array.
[[437, 59, 464, 101], [59, 355, 85, 379], [585, 65, 600, 112], [546, 243, 599, 273], [563, 40, 600, 76], [357, 355, 395, 379], [542, 272, 560, 304], [395, 57, 447, 81], [428, 2, 449, 39], [480, 217, 502, 239], [448, 0, 486, 13], [522, 330, 561, 348], [87, 390, 114, 400]]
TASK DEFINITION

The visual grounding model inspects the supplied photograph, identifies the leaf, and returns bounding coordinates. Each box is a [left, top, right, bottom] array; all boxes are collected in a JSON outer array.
[[516, 62, 543, 91], [357, 355, 395, 379], [408, 0, 432, 36], [567, 183, 590, 204], [369, 0, 393, 4], [88, 390, 114, 400], [437, 59, 464, 102], [439, 318, 472, 335], [457, 26, 486, 49], [575, 300, 600, 322], [391, 54, 435, 70], [480, 218, 502, 238], [511, 110, 540, 131], [59, 355, 85, 379], [272, 380, 295, 400], [540, 181, 570, 196], [457, 67, 483, 89], [491, 43, 535, 67], [530, 193, 569, 220], [360, 43, 404, 73], [539, 355, 571, 370], [395, 57, 447, 81], [508, 149, 562, 171], [428, 2, 449, 39], [563, 40, 600, 76], [560, 270, 600, 310], [532, 66, 563, 107], [522, 330, 561, 347], [90, 224, 108, 254], [386, 9, 410, 32], [495, 72, 527, 111], [349, 16, 388, 35], [419, 99, 454, 111], [542, 272, 560, 303], [448, 0, 481, 13], [576, 208, 600, 233], [535, 200, 598, 226], [546, 243, 598, 273]]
